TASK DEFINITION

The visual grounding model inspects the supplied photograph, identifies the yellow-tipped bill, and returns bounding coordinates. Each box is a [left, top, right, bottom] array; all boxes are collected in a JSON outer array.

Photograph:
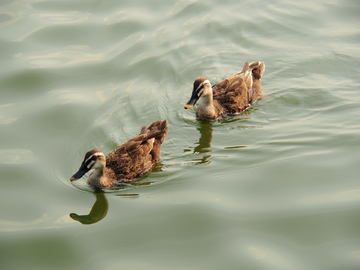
[[184, 104, 194, 109]]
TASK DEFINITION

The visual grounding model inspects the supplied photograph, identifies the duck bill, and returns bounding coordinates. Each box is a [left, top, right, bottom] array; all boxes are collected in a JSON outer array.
[[184, 92, 199, 109], [70, 162, 90, 181]]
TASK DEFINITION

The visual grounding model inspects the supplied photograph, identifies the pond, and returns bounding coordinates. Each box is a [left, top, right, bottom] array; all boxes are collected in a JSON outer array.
[[0, 0, 360, 269]]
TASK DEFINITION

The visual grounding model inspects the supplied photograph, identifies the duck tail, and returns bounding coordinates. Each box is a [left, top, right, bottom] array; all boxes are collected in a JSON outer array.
[[140, 119, 169, 144], [248, 61, 265, 104], [146, 119, 168, 143], [240, 61, 250, 73], [239, 61, 254, 103], [249, 61, 265, 80], [142, 119, 168, 162]]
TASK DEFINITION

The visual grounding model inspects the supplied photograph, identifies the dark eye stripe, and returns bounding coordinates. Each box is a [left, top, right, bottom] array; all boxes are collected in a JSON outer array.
[[195, 82, 203, 92], [85, 152, 105, 163], [86, 160, 95, 169], [85, 156, 96, 164]]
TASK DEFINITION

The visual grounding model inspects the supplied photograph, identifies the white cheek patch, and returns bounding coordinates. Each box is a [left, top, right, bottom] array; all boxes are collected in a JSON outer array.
[[195, 80, 211, 97], [87, 160, 95, 169], [200, 80, 211, 96], [85, 152, 105, 164], [203, 79, 210, 85]]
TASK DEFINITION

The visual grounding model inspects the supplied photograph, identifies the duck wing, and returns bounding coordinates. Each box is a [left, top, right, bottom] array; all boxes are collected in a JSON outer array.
[[212, 62, 252, 114], [106, 120, 168, 181], [145, 119, 169, 161]]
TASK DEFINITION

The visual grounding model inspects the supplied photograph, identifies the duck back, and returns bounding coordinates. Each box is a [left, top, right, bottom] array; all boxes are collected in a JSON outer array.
[[212, 62, 251, 114], [106, 120, 168, 182], [212, 61, 265, 114]]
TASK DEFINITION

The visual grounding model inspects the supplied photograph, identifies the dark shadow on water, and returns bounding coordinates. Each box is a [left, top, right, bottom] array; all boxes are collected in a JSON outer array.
[[183, 120, 213, 165], [184, 110, 263, 165], [69, 162, 164, 225], [69, 191, 141, 225], [70, 192, 109, 225], [194, 120, 213, 154]]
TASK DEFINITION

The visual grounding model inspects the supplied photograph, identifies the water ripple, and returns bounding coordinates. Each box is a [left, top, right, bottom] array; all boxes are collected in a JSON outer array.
[[0, 149, 37, 164], [22, 32, 144, 68]]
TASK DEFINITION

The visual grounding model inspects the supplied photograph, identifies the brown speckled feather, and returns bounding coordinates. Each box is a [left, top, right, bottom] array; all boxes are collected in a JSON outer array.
[[105, 119, 168, 183], [249, 61, 265, 104], [71, 120, 168, 189], [212, 61, 261, 114], [186, 61, 265, 120]]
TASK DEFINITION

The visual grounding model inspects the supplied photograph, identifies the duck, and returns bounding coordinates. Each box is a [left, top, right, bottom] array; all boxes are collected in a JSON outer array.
[[184, 61, 265, 120], [70, 119, 168, 189]]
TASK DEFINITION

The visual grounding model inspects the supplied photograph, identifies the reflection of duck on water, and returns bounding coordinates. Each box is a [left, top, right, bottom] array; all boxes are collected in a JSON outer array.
[[70, 192, 108, 225], [194, 121, 213, 154], [70, 191, 142, 225], [185, 121, 213, 165]]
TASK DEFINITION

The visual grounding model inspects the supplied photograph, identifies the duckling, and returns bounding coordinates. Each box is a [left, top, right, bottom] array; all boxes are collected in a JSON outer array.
[[70, 120, 168, 188], [184, 61, 265, 120]]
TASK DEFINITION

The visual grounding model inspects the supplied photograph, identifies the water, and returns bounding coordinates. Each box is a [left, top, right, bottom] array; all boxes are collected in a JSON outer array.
[[1, 0, 360, 269]]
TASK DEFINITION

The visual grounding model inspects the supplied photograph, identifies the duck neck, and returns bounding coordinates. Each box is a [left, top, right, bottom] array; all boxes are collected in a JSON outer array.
[[199, 86, 214, 108], [92, 167, 104, 179], [88, 167, 107, 188]]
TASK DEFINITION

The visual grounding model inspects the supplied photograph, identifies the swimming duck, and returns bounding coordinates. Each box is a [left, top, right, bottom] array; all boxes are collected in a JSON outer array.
[[70, 119, 168, 188], [184, 61, 265, 120]]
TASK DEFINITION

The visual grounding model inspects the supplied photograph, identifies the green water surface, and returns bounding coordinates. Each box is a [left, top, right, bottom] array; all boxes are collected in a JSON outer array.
[[1, 0, 360, 269]]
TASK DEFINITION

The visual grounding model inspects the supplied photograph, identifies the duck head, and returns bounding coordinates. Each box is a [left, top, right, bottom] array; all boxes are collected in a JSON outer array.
[[184, 77, 212, 109], [70, 149, 106, 181]]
